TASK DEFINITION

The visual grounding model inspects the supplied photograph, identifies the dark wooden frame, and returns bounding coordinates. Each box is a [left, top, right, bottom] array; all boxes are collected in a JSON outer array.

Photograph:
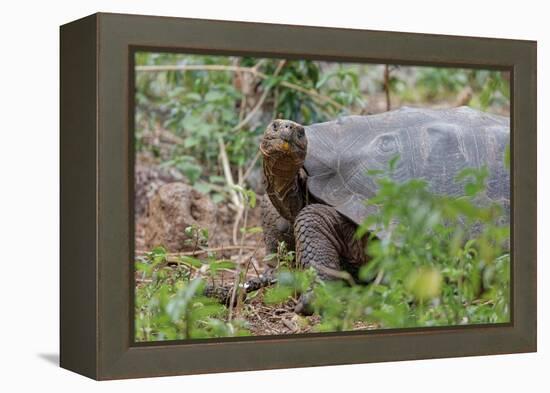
[[60, 12, 537, 380]]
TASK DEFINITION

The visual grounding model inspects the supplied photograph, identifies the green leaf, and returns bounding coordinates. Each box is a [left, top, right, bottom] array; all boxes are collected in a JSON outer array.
[[193, 182, 212, 195], [209, 175, 226, 184], [464, 183, 479, 197], [263, 253, 277, 262], [212, 193, 225, 204], [209, 260, 236, 273], [241, 226, 263, 234], [184, 138, 199, 148], [179, 256, 203, 268], [388, 154, 400, 171], [185, 92, 202, 102], [247, 190, 257, 208], [264, 286, 294, 304], [366, 169, 384, 176], [135, 261, 152, 275], [504, 144, 510, 170], [264, 75, 283, 89], [204, 91, 225, 102]]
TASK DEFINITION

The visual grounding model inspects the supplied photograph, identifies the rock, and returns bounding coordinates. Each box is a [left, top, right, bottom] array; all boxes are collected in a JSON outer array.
[[144, 182, 217, 252], [135, 162, 185, 217]]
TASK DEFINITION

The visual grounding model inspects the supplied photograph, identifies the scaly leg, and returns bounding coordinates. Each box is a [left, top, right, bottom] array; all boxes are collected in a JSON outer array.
[[293, 203, 367, 314]]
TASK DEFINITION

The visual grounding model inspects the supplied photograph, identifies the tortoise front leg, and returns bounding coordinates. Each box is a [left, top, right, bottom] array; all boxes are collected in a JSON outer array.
[[294, 204, 365, 277], [293, 203, 367, 314], [295, 204, 343, 278], [260, 194, 295, 269]]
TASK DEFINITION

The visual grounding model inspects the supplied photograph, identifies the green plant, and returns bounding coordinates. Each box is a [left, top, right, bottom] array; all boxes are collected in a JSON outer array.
[[417, 67, 470, 99], [135, 276, 249, 340], [134, 240, 251, 341], [471, 70, 510, 110], [264, 268, 315, 305], [355, 162, 510, 327], [183, 224, 209, 250], [263, 241, 296, 270], [267, 161, 510, 331], [415, 67, 509, 111]]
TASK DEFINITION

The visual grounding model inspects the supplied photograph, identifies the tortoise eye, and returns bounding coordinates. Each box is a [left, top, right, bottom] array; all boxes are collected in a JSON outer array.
[[297, 128, 305, 138]]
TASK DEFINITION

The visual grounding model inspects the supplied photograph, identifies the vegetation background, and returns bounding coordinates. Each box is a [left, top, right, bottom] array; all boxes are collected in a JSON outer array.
[[134, 52, 510, 341]]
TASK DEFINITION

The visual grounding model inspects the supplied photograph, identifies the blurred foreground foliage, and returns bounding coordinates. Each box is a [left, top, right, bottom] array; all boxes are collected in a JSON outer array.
[[135, 246, 251, 341], [265, 164, 510, 331]]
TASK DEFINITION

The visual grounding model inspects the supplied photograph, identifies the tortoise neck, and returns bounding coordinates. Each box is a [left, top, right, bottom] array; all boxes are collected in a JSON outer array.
[[262, 155, 306, 223]]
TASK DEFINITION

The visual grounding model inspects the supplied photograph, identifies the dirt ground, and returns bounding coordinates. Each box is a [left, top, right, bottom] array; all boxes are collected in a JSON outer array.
[[134, 159, 379, 336], [135, 192, 300, 335]]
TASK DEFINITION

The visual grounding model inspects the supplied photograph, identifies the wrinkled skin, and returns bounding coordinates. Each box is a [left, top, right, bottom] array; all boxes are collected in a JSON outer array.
[[260, 119, 308, 223], [260, 119, 368, 314]]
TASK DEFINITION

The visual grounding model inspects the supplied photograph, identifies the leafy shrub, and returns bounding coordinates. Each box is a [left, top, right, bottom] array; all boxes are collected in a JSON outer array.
[[266, 163, 510, 331], [416, 67, 509, 110], [135, 246, 250, 341]]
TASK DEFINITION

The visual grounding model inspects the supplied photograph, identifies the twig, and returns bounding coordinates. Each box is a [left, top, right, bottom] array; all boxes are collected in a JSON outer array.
[[238, 93, 247, 123], [136, 63, 345, 111], [241, 151, 261, 185], [384, 64, 391, 111], [278, 80, 344, 111], [218, 136, 239, 206], [281, 318, 297, 332], [251, 59, 267, 72], [231, 208, 244, 246], [218, 136, 244, 245], [136, 64, 253, 73], [229, 203, 250, 320], [373, 268, 385, 285], [159, 129, 185, 145], [316, 265, 356, 286], [230, 60, 286, 132], [237, 166, 243, 188], [235, 58, 249, 124], [135, 245, 257, 256], [232, 62, 271, 189]]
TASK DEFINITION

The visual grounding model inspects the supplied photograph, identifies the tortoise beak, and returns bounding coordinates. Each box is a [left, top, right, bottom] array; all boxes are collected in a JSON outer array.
[[281, 141, 290, 151]]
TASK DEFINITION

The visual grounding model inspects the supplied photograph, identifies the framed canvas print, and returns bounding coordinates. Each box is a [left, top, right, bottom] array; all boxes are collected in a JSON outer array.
[[60, 12, 537, 380]]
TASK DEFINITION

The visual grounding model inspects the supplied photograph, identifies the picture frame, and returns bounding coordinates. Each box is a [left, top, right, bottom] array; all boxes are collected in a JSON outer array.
[[60, 12, 537, 380]]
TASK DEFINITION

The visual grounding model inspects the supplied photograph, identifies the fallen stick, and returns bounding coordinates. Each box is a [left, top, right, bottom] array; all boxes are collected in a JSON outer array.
[[135, 63, 345, 111], [204, 273, 278, 306], [135, 245, 257, 257]]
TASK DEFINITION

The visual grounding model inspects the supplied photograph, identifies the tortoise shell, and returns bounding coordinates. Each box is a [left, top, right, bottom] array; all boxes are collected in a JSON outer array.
[[303, 106, 510, 226]]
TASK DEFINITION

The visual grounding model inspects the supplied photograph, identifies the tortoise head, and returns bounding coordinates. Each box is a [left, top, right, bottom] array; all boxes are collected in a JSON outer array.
[[260, 119, 307, 165]]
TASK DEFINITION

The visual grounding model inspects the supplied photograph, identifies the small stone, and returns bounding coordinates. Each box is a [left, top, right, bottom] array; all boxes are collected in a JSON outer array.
[[144, 182, 218, 252]]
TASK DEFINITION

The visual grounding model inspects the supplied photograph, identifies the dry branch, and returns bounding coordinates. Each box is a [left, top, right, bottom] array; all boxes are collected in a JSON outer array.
[[384, 64, 391, 111], [136, 63, 345, 111], [204, 273, 278, 306], [217, 136, 245, 245], [316, 265, 356, 286], [231, 60, 287, 132], [135, 245, 257, 257]]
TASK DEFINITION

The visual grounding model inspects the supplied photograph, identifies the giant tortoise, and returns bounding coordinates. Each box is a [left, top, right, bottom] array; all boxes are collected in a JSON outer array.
[[259, 106, 510, 294]]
